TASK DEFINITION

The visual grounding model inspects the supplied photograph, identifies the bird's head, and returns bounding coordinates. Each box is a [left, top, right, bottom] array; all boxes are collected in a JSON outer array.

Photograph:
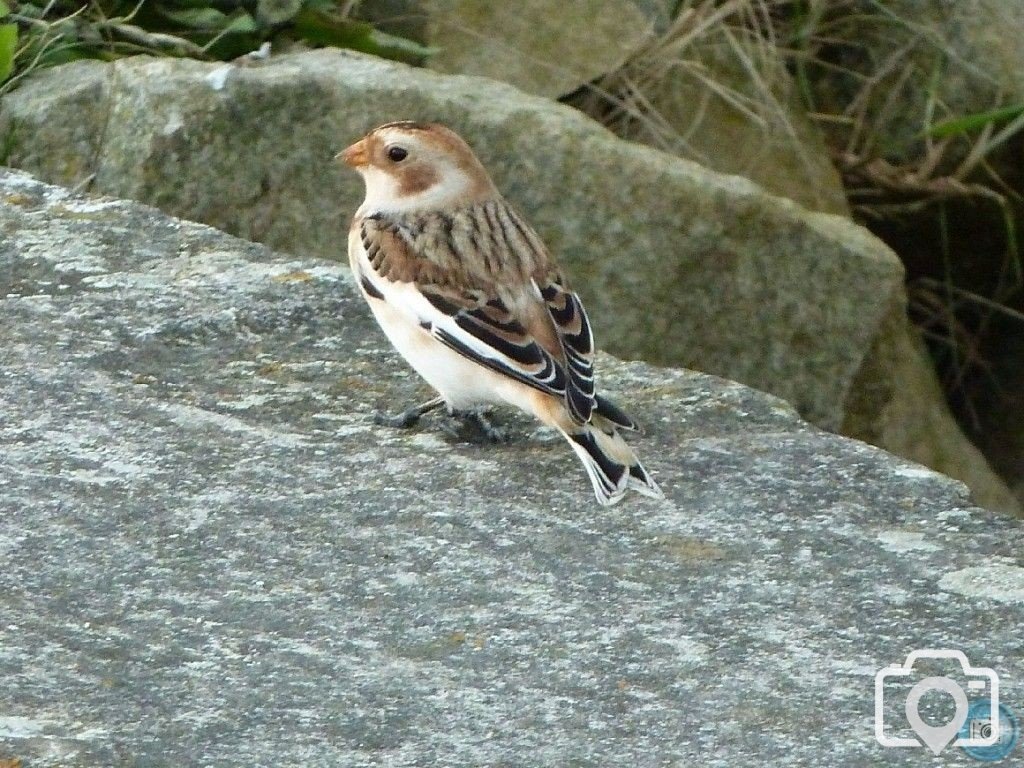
[[338, 121, 498, 215]]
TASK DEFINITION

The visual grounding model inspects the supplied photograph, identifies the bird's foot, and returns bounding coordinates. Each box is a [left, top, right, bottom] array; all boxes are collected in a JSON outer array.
[[440, 408, 510, 444], [373, 409, 422, 429], [373, 396, 445, 430]]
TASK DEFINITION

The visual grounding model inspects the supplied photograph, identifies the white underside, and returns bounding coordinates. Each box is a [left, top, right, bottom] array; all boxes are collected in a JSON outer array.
[[349, 231, 541, 415]]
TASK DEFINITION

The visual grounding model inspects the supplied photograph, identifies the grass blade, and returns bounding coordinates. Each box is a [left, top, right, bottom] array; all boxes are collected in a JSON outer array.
[[927, 104, 1024, 138], [0, 23, 16, 83]]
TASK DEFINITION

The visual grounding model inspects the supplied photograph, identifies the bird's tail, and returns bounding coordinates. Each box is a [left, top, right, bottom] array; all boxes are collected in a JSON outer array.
[[558, 415, 663, 506]]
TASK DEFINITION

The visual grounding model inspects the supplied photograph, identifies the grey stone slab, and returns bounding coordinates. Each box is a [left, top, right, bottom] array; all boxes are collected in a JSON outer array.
[[1, 169, 1022, 767]]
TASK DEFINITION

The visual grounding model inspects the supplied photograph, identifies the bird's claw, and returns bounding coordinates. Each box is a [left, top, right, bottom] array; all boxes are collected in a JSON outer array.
[[373, 409, 422, 429], [446, 409, 510, 444], [373, 400, 509, 443], [373, 396, 445, 430]]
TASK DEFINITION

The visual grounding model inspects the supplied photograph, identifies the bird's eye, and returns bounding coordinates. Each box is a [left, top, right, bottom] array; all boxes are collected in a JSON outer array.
[[387, 146, 408, 162]]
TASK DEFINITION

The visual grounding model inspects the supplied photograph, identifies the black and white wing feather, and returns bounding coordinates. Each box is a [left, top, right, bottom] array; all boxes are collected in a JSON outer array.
[[420, 289, 569, 398], [536, 278, 595, 424]]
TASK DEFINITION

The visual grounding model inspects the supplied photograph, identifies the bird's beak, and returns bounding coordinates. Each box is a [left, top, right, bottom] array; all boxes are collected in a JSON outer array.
[[336, 138, 368, 168]]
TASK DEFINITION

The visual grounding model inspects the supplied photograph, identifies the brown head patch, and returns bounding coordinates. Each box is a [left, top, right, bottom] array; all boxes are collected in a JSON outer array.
[[397, 164, 442, 196], [361, 121, 499, 202]]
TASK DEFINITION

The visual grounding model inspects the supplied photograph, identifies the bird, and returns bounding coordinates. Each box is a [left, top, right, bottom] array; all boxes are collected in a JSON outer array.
[[337, 120, 663, 505]]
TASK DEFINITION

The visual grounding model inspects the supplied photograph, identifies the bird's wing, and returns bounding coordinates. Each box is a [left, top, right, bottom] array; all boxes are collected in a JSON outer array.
[[533, 271, 596, 424], [480, 201, 598, 423], [357, 212, 570, 401]]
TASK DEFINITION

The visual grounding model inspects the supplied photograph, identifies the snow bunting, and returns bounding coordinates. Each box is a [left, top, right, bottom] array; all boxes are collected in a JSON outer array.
[[338, 121, 663, 505]]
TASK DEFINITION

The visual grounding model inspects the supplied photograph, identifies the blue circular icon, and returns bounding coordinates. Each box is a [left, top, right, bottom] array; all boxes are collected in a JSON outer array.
[[959, 699, 1019, 761]]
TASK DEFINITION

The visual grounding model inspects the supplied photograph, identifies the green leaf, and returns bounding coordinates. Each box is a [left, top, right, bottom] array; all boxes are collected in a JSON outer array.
[[14, 3, 44, 20], [292, 10, 368, 47], [224, 9, 258, 35], [292, 9, 436, 64], [302, 0, 338, 11], [158, 6, 231, 31], [0, 2, 9, 19], [367, 27, 438, 63], [927, 104, 1024, 138], [0, 23, 16, 83]]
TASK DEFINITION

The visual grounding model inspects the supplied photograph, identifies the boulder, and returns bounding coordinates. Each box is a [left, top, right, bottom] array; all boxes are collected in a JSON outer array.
[[842, 300, 1023, 515], [790, 0, 1024, 509], [4, 168, 1024, 766], [423, 0, 653, 99], [0, 50, 1015, 513]]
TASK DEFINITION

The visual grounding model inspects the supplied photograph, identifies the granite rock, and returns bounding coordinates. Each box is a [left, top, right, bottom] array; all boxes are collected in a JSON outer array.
[[423, 0, 653, 99], [2, 171, 1023, 767]]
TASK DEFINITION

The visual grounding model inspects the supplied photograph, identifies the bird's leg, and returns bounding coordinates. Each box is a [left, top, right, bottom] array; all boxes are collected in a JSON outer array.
[[374, 396, 445, 429], [445, 408, 510, 444]]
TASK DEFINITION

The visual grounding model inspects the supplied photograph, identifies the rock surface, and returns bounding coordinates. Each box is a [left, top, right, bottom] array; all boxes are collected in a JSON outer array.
[[423, 0, 652, 99], [842, 300, 1024, 516], [0, 49, 1015, 514], [3, 173, 1024, 766]]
